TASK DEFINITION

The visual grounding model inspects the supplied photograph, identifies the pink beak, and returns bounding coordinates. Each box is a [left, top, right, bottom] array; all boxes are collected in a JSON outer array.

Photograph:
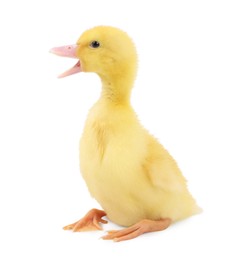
[[50, 45, 82, 78]]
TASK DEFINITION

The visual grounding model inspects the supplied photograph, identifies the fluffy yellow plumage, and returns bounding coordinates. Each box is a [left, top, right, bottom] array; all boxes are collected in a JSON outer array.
[[51, 26, 201, 241]]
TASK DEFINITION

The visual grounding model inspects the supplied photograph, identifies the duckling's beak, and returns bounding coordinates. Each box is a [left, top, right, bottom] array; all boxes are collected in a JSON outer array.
[[50, 45, 82, 78]]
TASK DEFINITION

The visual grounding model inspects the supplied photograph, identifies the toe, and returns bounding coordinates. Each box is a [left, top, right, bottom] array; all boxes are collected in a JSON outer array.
[[63, 223, 76, 230], [113, 229, 142, 242], [63, 209, 108, 232], [102, 225, 139, 241]]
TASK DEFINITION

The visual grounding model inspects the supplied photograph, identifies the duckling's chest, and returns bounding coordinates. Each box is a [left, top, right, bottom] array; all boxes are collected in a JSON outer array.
[[79, 104, 147, 195]]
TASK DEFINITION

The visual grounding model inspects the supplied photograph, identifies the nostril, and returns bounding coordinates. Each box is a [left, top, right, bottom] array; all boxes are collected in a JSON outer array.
[[68, 46, 71, 49]]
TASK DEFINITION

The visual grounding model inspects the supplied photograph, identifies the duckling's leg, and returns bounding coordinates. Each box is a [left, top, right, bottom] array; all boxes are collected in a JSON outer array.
[[63, 208, 108, 232], [102, 218, 172, 242]]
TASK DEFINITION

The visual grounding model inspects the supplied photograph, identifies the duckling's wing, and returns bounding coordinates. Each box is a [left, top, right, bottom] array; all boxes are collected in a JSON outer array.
[[143, 135, 188, 193]]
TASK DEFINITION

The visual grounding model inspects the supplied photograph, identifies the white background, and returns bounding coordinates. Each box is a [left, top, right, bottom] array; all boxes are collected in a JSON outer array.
[[0, 0, 250, 259]]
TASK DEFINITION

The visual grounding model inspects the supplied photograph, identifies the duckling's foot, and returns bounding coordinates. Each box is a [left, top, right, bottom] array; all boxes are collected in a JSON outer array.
[[63, 208, 108, 232], [102, 218, 172, 242]]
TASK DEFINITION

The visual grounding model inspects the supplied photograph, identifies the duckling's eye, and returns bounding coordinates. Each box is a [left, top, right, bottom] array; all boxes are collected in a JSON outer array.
[[90, 41, 100, 48]]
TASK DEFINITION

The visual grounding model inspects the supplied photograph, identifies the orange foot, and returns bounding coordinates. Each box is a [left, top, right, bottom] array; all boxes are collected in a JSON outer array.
[[102, 218, 172, 242], [63, 208, 108, 232]]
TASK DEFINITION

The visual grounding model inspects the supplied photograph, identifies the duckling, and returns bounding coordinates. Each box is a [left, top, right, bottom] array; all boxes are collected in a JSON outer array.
[[51, 26, 201, 242]]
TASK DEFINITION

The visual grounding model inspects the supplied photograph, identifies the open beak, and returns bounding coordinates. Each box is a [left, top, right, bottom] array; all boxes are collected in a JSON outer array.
[[50, 45, 82, 78]]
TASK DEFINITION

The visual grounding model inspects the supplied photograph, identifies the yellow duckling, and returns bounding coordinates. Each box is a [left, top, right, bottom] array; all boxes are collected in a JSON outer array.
[[51, 26, 201, 242]]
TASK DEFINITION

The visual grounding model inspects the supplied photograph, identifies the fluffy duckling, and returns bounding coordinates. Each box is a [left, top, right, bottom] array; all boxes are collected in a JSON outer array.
[[51, 26, 201, 242]]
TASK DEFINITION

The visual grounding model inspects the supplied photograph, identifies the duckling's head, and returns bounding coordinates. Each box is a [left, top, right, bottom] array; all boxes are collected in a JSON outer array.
[[51, 26, 138, 102], [77, 26, 137, 79]]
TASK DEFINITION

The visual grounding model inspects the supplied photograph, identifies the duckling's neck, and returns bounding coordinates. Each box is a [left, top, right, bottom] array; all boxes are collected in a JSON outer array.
[[99, 74, 134, 105]]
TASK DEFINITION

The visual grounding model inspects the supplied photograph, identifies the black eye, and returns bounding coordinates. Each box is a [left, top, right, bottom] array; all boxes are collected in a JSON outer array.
[[90, 41, 100, 48]]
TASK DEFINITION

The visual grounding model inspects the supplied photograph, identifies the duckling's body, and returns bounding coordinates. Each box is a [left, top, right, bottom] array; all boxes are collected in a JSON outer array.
[[51, 26, 200, 241], [81, 99, 199, 227]]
